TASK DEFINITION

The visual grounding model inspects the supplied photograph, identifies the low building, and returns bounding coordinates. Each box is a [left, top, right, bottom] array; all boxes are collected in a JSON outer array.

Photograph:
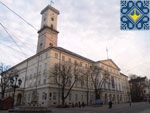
[[129, 76, 150, 102]]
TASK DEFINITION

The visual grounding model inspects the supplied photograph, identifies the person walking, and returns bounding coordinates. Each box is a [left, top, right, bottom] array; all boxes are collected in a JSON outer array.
[[81, 101, 85, 110], [129, 101, 132, 107], [78, 101, 81, 108], [108, 100, 112, 109]]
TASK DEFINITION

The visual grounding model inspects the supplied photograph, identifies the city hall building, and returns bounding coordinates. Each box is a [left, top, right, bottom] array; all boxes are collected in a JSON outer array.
[[4, 5, 130, 107]]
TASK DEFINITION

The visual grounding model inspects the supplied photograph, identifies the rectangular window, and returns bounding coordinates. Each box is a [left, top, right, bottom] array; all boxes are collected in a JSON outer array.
[[55, 53, 58, 59], [75, 94, 78, 101], [68, 79, 71, 86], [62, 56, 65, 61], [80, 62, 82, 67], [38, 76, 41, 85], [45, 52, 48, 58], [53, 92, 57, 100], [28, 94, 30, 101], [54, 63, 58, 70], [35, 67, 37, 73], [91, 83, 93, 87], [42, 92, 47, 100], [75, 81, 78, 87], [74, 60, 77, 65], [85, 64, 87, 68], [116, 84, 118, 90], [81, 95, 83, 101], [81, 80, 84, 88], [68, 58, 71, 63], [40, 55, 42, 61], [119, 84, 121, 91], [43, 76, 46, 84], [111, 77, 115, 88], [49, 93, 52, 97], [44, 63, 47, 70], [38, 65, 42, 72], [34, 79, 36, 86], [45, 93, 47, 100], [30, 80, 32, 87], [104, 83, 106, 89], [54, 76, 57, 83], [30, 69, 33, 74], [69, 93, 71, 101]]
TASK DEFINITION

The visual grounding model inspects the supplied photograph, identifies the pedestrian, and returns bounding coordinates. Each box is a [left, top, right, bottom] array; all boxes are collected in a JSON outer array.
[[72, 103, 74, 108], [108, 100, 112, 109], [75, 102, 78, 107], [129, 101, 131, 107], [81, 101, 85, 109], [78, 101, 81, 108]]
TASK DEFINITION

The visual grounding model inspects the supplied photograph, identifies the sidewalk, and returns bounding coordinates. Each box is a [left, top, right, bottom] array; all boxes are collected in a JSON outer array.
[[0, 110, 7, 113], [140, 109, 150, 113], [0, 102, 150, 113]]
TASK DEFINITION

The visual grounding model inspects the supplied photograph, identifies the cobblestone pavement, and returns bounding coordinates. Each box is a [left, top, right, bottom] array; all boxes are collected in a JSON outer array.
[[50, 102, 150, 113], [0, 102, 150, 113]]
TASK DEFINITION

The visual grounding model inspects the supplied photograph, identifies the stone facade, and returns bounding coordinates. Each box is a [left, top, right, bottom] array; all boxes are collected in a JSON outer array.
[[4, 5, 130, 107]]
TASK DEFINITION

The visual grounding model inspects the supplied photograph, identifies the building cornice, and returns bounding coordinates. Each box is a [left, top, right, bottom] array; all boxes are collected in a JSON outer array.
[[41, 5, 59, 15], [38, 26, 59, 34]]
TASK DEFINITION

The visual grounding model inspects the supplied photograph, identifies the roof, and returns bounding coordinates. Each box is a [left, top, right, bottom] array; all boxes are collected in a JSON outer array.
[[7, 46, 95, 71], [120, 73, 128, 77], [41, 5, 59, 14], [52, 47, 95, 63], [97, 59, 121, 71], [6, 47, 122, 73], [129, 76, 147, 83]]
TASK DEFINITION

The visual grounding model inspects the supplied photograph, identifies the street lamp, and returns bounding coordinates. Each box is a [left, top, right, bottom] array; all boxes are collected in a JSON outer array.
[[10, 74, 22, 108]]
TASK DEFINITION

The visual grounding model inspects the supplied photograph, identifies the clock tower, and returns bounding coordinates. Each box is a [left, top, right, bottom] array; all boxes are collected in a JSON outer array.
[[37, 5, 59, 53]]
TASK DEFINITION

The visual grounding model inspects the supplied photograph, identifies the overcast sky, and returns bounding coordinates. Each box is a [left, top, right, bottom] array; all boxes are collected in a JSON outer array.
[[0, 0, 150, 78]]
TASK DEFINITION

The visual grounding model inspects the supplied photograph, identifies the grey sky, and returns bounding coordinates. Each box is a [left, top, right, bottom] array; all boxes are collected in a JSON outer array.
[[0, 0, 150, 78]]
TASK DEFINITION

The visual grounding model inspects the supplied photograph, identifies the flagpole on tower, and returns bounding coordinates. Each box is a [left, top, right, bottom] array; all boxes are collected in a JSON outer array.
[[50, 0, 54, 6], [106, 46, 109, 59]]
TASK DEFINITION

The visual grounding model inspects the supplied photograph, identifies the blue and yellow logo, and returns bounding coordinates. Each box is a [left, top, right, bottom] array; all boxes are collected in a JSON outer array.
[[129, 8, 141, 22], [120, 0, 150, 30]]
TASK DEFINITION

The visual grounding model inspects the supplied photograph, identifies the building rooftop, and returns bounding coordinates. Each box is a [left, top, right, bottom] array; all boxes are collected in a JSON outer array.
[[41, 5, 59, 14], [53, 47, 95, 63]]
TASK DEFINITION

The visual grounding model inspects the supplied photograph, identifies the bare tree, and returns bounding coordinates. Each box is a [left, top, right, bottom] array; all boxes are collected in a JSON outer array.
[[87, 65, 110, 100], [51, 62, 81, 106], [0, 63, 10, 99]]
